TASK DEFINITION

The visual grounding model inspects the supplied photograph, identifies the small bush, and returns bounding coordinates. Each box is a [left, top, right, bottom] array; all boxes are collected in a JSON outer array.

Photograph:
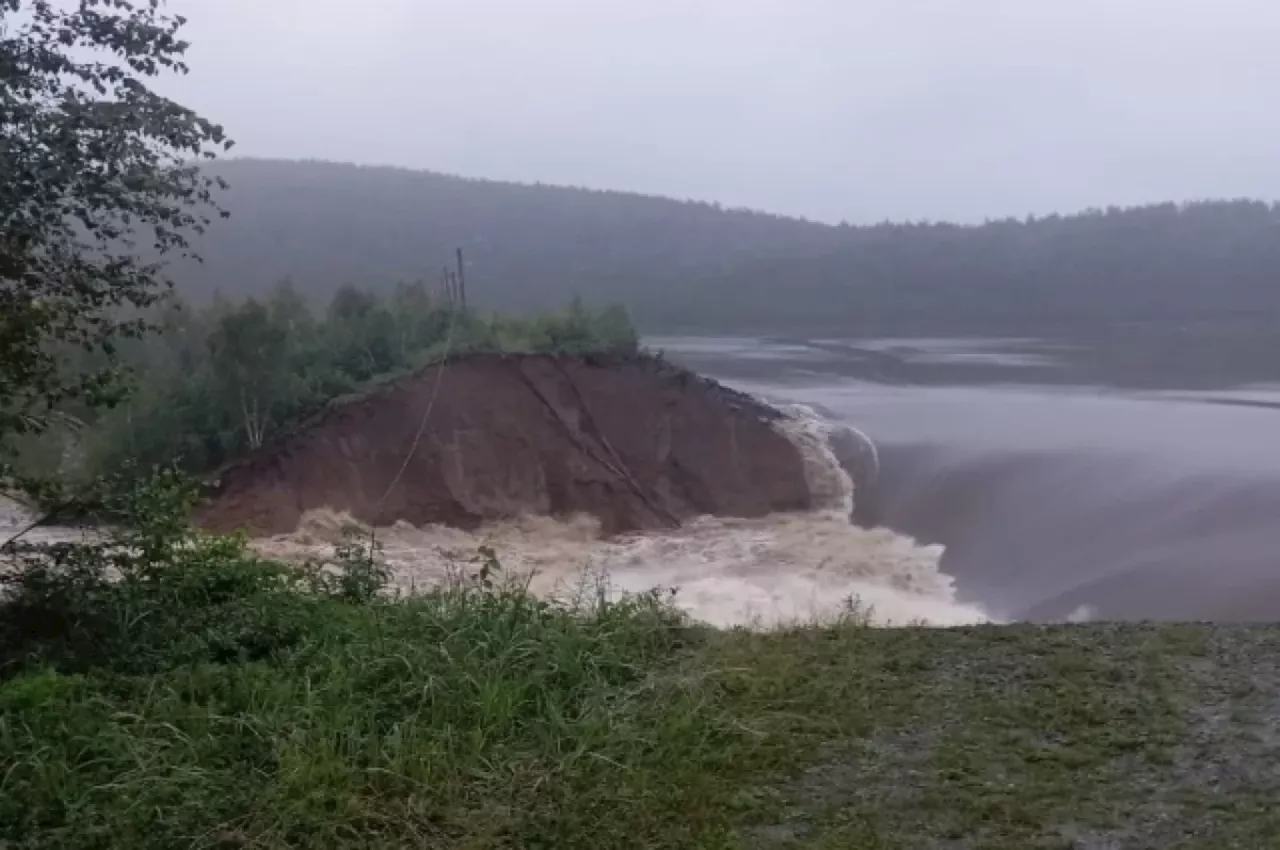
[[0, 469, 336, 677], [320, 527, 394, 604]]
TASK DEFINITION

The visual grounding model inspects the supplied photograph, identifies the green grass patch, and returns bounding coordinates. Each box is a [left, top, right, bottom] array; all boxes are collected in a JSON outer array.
[[4, 481, 1280, 848], [1, 585, 734, 849]]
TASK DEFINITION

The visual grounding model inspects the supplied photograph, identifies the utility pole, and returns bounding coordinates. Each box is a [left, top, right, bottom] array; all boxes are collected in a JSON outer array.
[[455, 247, 467, 311]]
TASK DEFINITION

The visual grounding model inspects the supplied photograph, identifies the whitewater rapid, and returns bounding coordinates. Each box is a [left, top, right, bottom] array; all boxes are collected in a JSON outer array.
[[256, 404, 990, 628]]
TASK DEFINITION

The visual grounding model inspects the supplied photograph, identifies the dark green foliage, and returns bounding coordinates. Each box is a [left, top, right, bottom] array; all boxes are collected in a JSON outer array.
[[0, 469, 329, 676], [325, 529, 392, 605], [0, 0, 232, 446]]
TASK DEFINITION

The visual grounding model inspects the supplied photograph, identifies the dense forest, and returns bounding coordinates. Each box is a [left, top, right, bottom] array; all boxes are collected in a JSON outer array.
[[177, 159, 1280, 336]]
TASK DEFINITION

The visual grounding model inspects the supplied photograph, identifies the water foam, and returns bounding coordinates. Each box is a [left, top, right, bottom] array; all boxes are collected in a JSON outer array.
[[255, 404, 992, 628]]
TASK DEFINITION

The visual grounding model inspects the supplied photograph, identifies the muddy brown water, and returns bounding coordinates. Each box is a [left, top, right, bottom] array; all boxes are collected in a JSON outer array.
[[656, 335, 1280, 623], [9, 337, 1280, 626]]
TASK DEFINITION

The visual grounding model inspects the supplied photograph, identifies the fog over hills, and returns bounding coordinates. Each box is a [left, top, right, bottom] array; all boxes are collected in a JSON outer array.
[[180, 158, 1280, 335]]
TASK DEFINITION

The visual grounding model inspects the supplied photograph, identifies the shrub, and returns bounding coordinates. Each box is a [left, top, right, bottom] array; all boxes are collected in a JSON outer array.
[[0, 470, 335, 677]]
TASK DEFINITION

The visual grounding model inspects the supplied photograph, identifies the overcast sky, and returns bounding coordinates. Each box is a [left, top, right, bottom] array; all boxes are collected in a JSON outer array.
[[164, 0, 1280, 224]]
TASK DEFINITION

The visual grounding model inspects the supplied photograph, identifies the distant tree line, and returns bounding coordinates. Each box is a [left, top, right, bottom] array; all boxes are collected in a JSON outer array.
[[677, 200, 1280, 335], [12, 283, 638, 484], [171, 160, 1280, 337]]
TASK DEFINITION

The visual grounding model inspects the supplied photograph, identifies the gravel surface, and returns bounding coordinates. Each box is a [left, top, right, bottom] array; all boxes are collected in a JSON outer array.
[[741, 624, 1280, 849]]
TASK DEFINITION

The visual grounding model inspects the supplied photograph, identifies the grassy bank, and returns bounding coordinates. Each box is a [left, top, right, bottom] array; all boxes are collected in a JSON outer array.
[[3, 499, 1279, 848]]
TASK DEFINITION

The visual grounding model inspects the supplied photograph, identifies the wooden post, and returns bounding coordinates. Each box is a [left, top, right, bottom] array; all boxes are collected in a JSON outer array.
[[455, 247, 467, 310]]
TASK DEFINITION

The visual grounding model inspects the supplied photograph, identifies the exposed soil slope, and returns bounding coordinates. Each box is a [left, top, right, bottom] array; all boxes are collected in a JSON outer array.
[[195, 354, 811, 536]]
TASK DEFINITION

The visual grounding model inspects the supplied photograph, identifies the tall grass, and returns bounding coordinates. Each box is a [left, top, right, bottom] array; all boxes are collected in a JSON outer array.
[[1, 586, 739, 849], [0, 474, 756, 848]]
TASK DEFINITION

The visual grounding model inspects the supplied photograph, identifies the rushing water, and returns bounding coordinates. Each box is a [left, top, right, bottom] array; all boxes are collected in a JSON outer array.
[[1, 383, 988, 629], [10, 334, 1279, 626], [657, 335, 1280, 623], [254, 405, 987, 628]]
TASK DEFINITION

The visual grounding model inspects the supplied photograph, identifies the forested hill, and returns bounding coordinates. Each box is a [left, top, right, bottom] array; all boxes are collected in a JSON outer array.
[[182, 159, 1280, 335], [684, 202, 1280, 335], [183, 159, 840, 316]]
